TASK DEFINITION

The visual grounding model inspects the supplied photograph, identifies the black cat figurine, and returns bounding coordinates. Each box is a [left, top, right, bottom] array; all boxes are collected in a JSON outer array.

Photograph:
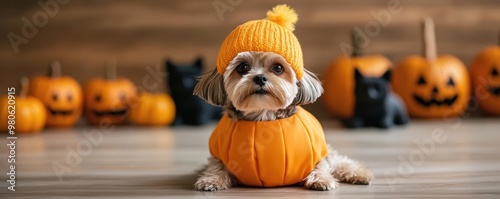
[[166, 58, 222, 125], [342, 68, 409, 129]]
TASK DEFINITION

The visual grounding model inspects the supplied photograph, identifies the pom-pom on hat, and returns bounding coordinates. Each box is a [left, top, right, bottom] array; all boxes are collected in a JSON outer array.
[[216, 4, 304, 79]]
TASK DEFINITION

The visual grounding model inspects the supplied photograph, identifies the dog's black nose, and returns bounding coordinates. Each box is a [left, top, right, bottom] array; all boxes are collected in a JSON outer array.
[[253, 74, 268, 86]]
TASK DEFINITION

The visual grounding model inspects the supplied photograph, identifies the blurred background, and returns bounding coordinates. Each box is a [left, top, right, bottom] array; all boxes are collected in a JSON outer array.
[[1, 0, 499, 118]]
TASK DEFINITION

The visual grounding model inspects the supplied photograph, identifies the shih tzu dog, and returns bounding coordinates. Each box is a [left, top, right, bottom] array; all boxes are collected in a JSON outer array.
[[192, 5, 373, 191]]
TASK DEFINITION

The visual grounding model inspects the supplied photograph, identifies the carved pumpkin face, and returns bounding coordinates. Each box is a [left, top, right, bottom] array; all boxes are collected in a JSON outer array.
[[84, 78, 136, 125], [30, 76, 83, 127], [28, 63, 83, 128], [470, 46, 500, 115], [392, 55, 470, 118]]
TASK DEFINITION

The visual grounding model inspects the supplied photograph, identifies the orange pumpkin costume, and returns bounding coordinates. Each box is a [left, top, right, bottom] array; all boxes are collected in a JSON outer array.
[[209, 107, 328, 187]]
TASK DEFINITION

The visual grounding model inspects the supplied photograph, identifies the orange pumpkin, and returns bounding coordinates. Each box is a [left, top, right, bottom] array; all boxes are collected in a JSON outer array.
[[470, 32, 500, 115], [1, 78, 46, 133], [392, 18, 470, 118], [84, 62, 137, 125], [323, 30, 392, 119], [129, 92, 176, 126], [29, 61, 83, 128], [209, 107, 328, 187]]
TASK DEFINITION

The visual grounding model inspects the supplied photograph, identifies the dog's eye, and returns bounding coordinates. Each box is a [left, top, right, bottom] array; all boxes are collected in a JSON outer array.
[[236, 62, 250, 75], [271, 64, 284, 75]]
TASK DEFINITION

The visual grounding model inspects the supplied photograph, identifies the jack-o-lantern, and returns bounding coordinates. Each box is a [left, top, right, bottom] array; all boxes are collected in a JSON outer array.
[[84, 62, 137, 125], [392, 18, 470, 118], [29, 61, 83, 128], [129, 92, 176, 126], [1, 78, 46, 133], [323, 29, 392, 119], [470, 32, 500, 115]]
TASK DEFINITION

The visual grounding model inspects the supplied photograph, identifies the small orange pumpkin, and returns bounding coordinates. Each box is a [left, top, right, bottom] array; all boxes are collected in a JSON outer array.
[[470, 32, 500, 115], [323, 30, 392, 119], [209, 107, 328, 187], [84, 62, 137, 125], [1, 78, 46, 133], [392, 18, 470, 118], [129, 92, 176, 126], [29, 61, 83, 128]]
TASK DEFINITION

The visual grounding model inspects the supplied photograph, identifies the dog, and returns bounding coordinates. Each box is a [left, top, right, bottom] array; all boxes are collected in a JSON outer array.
[[193, 51, 373, 191]]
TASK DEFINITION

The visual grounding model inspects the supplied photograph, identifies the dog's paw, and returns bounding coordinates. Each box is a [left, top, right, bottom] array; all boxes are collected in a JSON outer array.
[[304, 175, 338, 191], [338, 168, 373, 185], [194, 177, 230, 191]]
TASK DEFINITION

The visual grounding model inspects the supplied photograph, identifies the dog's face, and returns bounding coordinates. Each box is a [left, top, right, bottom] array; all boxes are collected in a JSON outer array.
[[194, 51, 323, 112], [223, 52, 298, 111]]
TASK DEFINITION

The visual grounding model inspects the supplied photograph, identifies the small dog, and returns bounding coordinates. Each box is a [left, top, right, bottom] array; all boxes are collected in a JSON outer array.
[[166, 58, 221, 125], [193, 51, 373, 191]]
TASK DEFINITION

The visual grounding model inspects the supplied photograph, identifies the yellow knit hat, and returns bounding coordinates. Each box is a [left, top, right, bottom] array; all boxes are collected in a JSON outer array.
[[216, 4, 304, 79]]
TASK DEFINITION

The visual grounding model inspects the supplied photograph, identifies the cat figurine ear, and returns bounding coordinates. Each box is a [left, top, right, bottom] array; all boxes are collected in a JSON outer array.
[[381, 70, 391, 81], [166, 59, 176, 73], [354, 67, 364, 80], [194, 57, 203, 69]]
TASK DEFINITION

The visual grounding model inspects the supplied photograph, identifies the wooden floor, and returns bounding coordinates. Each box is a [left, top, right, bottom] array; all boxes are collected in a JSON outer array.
[[1, 118, 500, 198]]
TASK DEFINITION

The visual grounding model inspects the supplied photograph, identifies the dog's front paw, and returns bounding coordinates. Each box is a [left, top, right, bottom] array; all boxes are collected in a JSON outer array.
[[195, 177, 230, 191], [336, 167, 373, 185], [304, 174, 338, 191]]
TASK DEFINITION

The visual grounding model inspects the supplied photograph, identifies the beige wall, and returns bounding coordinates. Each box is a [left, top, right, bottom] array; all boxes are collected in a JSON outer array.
[[1, 0, 499, 118]]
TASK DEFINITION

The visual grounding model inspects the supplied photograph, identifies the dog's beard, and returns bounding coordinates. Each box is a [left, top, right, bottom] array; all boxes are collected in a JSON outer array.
[[225, 76, 297, 112], [224, 52, 298, 112]]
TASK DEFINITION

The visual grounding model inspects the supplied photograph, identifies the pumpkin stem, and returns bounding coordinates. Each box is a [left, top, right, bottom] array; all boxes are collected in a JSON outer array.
[[48, 60, 62, 77], [351, 29, 363, 57], [105, 59, 118, 80], [423, 17, 437, 61], [19, 77, 29, 98]]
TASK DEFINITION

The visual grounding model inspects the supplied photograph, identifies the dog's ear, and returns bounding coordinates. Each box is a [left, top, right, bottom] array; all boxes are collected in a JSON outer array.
[[292, 69, 324, 105], [193, 69, 226, 106]]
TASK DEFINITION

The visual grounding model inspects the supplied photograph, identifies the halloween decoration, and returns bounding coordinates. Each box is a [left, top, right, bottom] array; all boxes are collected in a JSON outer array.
[[323, 30, 392, 119], [470, 31, 500, 115], [84, 61, 137, 125], [129, 92, 176, 126], [392, 18, 470, 118], [166, 58, 221, 125], [209, 107, 328, 187], [29, 61, 83, 128], [1, 78, 46, 133], [342, 69, 409, 128]]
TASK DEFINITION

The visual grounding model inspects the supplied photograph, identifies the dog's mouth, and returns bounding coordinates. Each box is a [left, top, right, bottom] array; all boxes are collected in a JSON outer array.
[[253, 88, 268, 95], [92, 108, 128, 117], [48, 107, 74, 116], [488, 86, 500, 96]]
